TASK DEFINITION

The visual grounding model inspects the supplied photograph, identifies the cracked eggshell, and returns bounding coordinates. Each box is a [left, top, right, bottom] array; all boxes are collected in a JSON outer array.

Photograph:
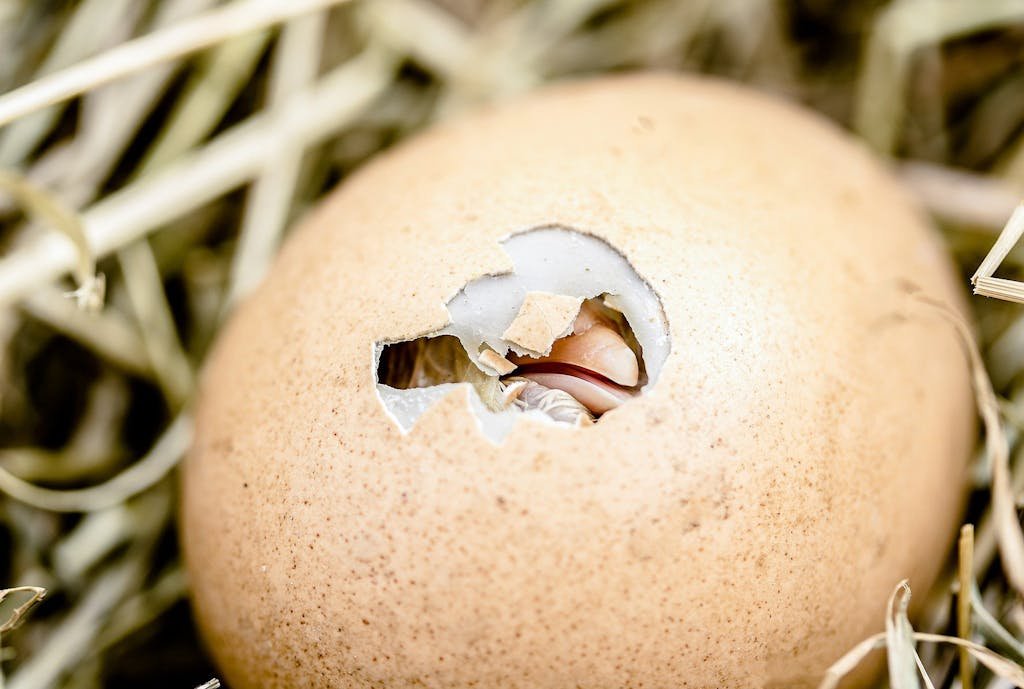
[[182, 74, 975, 689]]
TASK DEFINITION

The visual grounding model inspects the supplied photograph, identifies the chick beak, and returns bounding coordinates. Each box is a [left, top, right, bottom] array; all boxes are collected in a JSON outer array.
[[508, 301, 640, 414], [510, 369, 632, 414]]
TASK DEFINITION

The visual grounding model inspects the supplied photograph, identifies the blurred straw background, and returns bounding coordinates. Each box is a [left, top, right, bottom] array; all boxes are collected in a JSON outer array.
[[1, 0, 1024, 687]]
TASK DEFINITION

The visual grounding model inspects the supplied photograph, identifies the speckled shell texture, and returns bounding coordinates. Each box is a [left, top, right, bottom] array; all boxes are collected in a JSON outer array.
[[182, 74, 975, 689]]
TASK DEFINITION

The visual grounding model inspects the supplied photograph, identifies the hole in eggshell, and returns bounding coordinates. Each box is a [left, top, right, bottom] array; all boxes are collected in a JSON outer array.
[[372, 225, 670, 443], [376, 296, 649, 426]]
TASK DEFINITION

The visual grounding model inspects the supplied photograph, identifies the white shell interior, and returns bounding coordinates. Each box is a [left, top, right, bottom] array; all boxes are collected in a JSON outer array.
[[373, 226, 670, 443]]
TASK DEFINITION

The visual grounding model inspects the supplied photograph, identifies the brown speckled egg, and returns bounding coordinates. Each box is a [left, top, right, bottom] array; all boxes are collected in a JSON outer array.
[[181, 74, 974, 689]]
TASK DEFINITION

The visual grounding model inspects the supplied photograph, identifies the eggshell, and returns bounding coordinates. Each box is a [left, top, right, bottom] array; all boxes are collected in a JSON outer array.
[[502, 291, 582, 355], [181, 73, 975, 689]]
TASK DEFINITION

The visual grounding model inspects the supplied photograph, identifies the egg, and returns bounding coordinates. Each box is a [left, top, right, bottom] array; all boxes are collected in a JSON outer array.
[[181, 74, 974, 689]]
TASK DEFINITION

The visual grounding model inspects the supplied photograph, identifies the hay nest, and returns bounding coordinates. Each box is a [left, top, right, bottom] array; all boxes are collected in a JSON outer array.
[[1, 1, 1024, 688]]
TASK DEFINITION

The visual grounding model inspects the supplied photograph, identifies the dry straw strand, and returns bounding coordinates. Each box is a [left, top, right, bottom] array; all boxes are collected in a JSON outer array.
[[136, 28, 270, 175], [0, 47, 395, 308], [224, 10, 327, 309], [822, 631, 1024, 689], [0, 170, 103, 310], [820, 584, 1024, 689], [6, 555, 150, 689], [974, 276, 1024, 304], [0, 588, 46, 634], [974, 204, 1024, 284], [52, 494, 168, 583], [914, 633, 1024, 684], [0, 0, 140, 166], [970, 584, 1024, 663], [913, 294, 1024, 595], [0, 413, 192, 513], [93, 563, 186, 653], [19, 287, 151, 377], [0, 0, 220, 219], [958, 525, 975, 689], [885, 580, 922, 689], [0, 0, 354, 128], [855, 0, 1024, 154], [35, 0, 221, 210], [900, 162, 1023, 231], [361, 0, 472, 80], [116, 241, 194, 406]]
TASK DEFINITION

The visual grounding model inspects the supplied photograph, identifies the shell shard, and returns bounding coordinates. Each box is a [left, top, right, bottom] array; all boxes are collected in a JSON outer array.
[[502, 291, 583, 355], [478, 348, 518, 375]]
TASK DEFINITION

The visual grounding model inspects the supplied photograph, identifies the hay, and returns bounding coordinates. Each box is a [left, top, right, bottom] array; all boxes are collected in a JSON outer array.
[[1, 1, 1024, 687]]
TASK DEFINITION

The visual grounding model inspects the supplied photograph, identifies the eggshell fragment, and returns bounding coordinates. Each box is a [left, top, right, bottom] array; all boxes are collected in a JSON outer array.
[[501, 291, 583, 354], [478, 347, 516, 375], [182, 74, 975, 689]]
